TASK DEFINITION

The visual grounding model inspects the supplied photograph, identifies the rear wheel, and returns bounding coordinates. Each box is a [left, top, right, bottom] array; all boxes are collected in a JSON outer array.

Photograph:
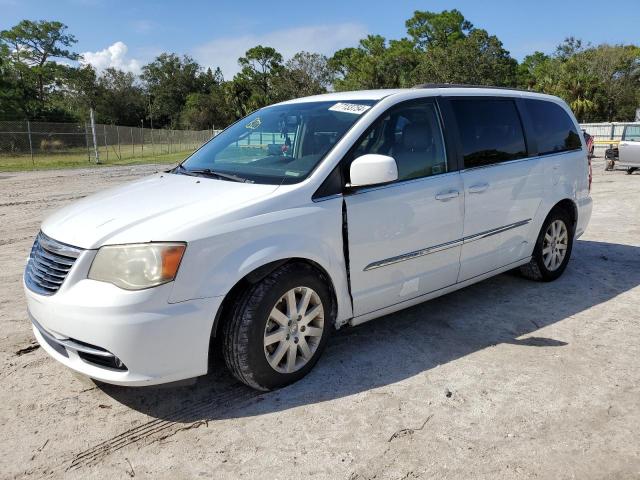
[[520, 208, 574, 282], [222, 262, 334, 391]]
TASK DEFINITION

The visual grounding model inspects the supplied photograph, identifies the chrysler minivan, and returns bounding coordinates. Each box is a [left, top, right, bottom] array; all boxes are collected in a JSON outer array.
[[24, 86, 592, 390]]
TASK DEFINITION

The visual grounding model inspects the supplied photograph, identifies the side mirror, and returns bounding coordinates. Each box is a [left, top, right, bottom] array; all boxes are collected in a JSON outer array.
[[349, 154, 398, 187]]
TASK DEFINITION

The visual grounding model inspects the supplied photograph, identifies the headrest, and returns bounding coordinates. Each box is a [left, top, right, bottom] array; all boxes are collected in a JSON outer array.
[[402, 122, 431, 151]]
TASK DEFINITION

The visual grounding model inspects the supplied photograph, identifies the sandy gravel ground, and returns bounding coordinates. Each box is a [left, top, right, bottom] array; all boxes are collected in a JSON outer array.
[[0, 160, 639, 479]]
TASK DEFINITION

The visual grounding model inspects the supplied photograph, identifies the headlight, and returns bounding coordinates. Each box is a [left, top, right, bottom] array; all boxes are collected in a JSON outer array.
[[88, 243, 186, 290]]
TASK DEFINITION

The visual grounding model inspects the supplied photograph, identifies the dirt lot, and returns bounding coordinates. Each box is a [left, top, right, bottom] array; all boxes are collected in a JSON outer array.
[[1, 160, 639, 479]]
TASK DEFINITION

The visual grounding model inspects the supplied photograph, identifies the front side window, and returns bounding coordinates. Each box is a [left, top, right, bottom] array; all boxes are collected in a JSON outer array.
[[451, 98, 527, 169], [623, 125, 640, 141], [346, 100, 447, 182], [525, 99, 582, 155], [178, 100, 376, 184]]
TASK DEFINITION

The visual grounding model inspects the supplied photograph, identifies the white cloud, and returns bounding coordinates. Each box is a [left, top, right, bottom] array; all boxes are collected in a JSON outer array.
[[80, 41, 142, 74], [193, 23, 368, 79]]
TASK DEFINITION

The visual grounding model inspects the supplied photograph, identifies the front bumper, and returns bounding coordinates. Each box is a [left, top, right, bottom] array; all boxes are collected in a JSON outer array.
[[24, 271, 223, 386]]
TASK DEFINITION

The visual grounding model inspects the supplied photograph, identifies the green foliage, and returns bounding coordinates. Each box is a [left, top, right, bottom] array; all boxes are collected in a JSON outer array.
[[517, 39, 640, 121], [0, 20, 79, 119], [330, 35, 418, 90], [0, 13, 638, 126], [411, 29, 518, 86], [275, 51, 333, 99], [141, 53, 205, 128], [406, 9, 473, 50], [233, 45, 285, 112]]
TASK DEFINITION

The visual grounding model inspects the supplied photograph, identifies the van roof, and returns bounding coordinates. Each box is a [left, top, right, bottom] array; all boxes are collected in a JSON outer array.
[[279, 85, 558, 105]]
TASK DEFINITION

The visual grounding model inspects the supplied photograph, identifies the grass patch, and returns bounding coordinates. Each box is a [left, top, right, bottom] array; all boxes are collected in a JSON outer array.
[[0, 147, 195, 172]]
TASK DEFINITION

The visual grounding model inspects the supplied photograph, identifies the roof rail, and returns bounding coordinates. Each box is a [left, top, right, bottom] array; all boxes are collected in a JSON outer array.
[[413, 83, 532, 93]]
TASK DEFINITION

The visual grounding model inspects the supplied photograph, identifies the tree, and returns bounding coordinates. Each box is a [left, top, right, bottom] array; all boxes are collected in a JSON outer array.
[[517, 51, 555, 90], [411, 29, 518, 87], [141, 53, 203, 128], [519, 39, 639, 122], [274, 51, 332, 99], [0, 12, 638, 126], [586, 44, 640, 121], [0, 20, 78, 117], [96, 68, 146, 125], [180, 69, 234, 130], [232, 46, 284, 112], [200, 66, 224, 94], [0, 43, 24, 118], [329, 35, 418, 91], [405, 9, 473, 50]]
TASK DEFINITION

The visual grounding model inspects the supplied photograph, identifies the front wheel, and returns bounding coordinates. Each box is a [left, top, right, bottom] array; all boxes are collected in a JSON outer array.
[[222, 262, 334, 391], [520, 208, 574, 282], [627, 167, 638, 175]]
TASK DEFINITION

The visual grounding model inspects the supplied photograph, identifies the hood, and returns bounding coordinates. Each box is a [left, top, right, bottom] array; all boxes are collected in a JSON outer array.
[[41, 173, 279, 249]]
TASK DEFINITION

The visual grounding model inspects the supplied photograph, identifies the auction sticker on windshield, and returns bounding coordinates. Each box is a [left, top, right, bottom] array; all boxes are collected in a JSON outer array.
[[328, 103, 371, 115], [245, 118, 262, 129]]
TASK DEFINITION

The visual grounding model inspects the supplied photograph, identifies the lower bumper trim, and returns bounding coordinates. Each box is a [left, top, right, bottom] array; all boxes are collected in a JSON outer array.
[[32, 317, 127, 370]]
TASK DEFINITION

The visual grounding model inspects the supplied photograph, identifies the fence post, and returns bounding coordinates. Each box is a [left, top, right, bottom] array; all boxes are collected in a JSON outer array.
[[26, 120, 34, 167], [150, 125, 154, 156], [131, 127, 134, 158], [103, 124, 109, 163], [141, 122, 144, 158], [90, 108, 100, 163], [116, 125, 121, 160], [84, 122, 91, 162]]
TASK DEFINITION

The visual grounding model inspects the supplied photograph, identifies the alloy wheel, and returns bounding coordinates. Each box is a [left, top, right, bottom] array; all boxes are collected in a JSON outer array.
[[263, 286, 325, 373], [542, 219, 568, 271]]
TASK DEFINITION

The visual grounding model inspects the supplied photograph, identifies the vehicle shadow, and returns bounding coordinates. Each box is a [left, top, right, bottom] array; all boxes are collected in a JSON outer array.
[[100, 239, 640, 422]]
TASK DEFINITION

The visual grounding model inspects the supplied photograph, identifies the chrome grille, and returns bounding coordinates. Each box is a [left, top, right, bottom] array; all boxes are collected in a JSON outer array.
[[25, 232, 83, 296]]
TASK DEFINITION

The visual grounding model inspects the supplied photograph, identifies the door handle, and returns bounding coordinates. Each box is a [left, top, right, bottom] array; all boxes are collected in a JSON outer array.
[[435, 189, 460, 201], [468, 182, 489, 194]]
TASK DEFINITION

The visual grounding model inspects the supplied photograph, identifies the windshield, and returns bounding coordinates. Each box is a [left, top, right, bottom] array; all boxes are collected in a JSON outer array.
[[176, 100, 376, 184]]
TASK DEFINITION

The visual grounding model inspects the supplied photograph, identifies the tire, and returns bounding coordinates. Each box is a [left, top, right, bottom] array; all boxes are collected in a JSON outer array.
[[627, 167, 637, 175], [222, 262, 334, 391], [519, 207, 574, 282]]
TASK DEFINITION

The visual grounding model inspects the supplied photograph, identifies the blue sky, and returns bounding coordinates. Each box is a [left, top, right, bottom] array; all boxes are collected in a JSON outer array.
[[2, 0, 638, 78]]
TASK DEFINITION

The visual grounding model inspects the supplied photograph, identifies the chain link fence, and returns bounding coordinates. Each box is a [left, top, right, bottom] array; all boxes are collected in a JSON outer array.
[[3, 118, 639, 170], [0, 120, 219, 170]]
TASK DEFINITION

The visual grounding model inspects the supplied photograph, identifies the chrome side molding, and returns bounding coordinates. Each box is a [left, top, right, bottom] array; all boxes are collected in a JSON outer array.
[[365, 238, 463, 271], [364, 219, 531, 271]]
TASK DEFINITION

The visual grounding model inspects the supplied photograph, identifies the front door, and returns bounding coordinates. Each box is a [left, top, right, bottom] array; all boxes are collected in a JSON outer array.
[[344, 99, 464, 317]]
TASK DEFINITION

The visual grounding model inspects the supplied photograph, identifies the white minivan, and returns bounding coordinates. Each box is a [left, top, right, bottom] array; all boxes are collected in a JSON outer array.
[[24, 86, 592, 390]]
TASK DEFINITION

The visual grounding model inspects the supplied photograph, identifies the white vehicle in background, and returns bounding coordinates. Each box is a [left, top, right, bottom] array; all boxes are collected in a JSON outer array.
[[24, 85, 592, 391], [618, 125, 640, 174]]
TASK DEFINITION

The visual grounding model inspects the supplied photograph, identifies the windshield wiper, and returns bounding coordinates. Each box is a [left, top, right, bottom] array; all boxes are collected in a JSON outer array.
[[174, 165, 249, 183]]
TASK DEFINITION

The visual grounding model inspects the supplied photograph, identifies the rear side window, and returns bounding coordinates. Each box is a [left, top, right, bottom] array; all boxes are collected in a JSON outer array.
[[623, 126, 640, 141], [525, 99, 582, 155], [451, 98, 527, 169]]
